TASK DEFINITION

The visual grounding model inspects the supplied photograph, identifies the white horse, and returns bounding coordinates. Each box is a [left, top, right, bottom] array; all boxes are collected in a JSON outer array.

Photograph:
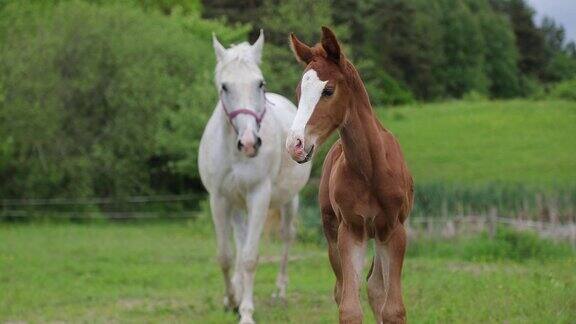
[[198, 30, 311, 324]]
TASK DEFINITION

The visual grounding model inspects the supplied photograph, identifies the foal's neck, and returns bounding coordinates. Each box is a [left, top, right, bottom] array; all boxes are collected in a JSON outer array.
[[338, 72, 381, 182]]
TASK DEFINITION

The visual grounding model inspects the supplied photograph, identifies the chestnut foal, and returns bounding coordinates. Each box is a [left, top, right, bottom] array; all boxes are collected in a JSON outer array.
[[286, 27, 414, 324]]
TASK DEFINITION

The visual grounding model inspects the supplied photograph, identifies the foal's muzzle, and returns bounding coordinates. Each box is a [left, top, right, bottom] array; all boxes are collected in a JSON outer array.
[[286, 134, 314, 164]]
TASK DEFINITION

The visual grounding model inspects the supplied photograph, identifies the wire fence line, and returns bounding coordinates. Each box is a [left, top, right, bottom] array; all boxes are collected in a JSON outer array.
[[0, 194, 201, 207], [406, 213, 576, 246], [1, 195, 575, 245], [0, 210, 196, 219]]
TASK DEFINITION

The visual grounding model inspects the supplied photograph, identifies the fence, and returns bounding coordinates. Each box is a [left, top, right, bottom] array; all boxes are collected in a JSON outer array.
[[406, 211, 576, 246], [2, 195, 576, 246], [0, 194, 202, 220]]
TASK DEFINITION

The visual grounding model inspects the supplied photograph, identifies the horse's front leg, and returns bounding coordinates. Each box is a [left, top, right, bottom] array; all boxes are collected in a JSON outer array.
[[231, 210, 247, 310], [273, 195, 298, 301], [238, 181, 272, 324], [209, 194, 235, 311]]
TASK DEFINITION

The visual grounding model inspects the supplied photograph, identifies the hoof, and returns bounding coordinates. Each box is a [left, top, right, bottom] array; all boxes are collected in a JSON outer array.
[[239, 317, 255, 324], [271, 291, 287, 306], [223, 296, 240, 313]]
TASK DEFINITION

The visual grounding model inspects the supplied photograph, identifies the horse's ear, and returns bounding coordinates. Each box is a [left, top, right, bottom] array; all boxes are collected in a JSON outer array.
[[290, 33, 313, 65], [251, 29, 264, 64], [321, 26, 341, 64], [213, 33, 226, 62]]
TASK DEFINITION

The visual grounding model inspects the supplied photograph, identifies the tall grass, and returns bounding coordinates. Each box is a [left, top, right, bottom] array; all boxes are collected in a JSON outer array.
[[407, 227, 575, 261]]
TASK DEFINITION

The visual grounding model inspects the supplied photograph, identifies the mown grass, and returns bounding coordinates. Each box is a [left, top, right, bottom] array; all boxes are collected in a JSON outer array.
[[375, 99, 576, 186], [1, 221, 574, 323]]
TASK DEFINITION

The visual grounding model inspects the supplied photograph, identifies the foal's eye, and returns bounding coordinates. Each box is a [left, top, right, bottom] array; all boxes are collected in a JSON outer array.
[[221, 84, 228, 92], [322, 87, 334, 97], [259, 81, 266, 89]]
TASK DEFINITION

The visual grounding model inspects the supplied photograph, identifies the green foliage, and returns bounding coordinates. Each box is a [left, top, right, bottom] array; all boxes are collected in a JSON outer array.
[[355, 59, 415, 106], [439, 0, 489, 98], [545, 53, 576, 83], [549, 79, 576, 101], [0, 1, 247, 198], [0, 0, 202, 15], [492, 0, 547, 78], [477, 7, 521, 97], [259, 0, 342, 97]]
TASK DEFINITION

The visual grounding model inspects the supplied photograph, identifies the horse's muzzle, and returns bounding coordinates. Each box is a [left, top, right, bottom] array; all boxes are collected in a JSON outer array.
[[237, 136, 262, 158]]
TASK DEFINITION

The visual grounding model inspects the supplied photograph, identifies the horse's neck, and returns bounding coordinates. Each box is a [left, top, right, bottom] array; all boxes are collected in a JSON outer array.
[[338, 83, 382, 182]]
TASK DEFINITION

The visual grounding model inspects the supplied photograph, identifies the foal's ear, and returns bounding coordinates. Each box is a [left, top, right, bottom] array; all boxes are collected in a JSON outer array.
[[251, 29, 265, 64], [321, 26, 341, 64], [213, 33, 227, 62], [290, 33, 313, 65]]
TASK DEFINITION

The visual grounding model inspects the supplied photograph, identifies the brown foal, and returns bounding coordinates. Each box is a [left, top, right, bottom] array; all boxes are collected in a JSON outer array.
[[286, 27, 414, 324]]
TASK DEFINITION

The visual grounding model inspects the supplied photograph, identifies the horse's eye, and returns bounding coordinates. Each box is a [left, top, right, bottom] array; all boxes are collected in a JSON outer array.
[[322, 88, 334, 97], [221, 84, 228, 92], [259, 81, 265, 89]]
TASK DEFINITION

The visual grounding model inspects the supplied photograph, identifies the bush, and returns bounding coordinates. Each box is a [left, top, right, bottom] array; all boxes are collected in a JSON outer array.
[[549, 79, 576, 101], [0, 1, 247, 199]]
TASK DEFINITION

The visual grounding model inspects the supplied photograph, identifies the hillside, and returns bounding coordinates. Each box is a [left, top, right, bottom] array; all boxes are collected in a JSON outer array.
[[375, 100, 576, 186]]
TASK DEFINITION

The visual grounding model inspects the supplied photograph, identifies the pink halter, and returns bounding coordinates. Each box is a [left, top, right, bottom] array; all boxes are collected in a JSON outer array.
[[220, 95, 270, 133]]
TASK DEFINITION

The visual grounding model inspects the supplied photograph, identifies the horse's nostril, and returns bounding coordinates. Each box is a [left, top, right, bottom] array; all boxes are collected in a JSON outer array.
[[255, 137, 262, 148], [237, 140, 243, 151]]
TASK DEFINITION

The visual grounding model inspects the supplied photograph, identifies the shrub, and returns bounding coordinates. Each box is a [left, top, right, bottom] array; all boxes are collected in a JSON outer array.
[[549, 79, 576, 101], [0, 1, 247, 199]]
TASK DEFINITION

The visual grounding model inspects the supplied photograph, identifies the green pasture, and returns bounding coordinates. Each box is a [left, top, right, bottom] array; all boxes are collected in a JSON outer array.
[[1, 221, 574, 323], [376, 100, 576, 186]]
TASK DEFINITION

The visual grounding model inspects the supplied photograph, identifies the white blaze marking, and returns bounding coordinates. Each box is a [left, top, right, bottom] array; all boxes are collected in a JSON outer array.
[[290, 69, 328, 135]]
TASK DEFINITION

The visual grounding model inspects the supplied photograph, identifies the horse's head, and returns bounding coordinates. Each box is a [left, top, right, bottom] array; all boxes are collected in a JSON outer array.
[[213, 30, 266, 158], [286, 27, 349, 164]]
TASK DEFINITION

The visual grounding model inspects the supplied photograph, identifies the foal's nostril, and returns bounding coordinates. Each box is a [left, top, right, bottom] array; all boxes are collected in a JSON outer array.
[[295, 138, 303, 149], [237, 140, 243, 151], [255, 137, 262, 149]]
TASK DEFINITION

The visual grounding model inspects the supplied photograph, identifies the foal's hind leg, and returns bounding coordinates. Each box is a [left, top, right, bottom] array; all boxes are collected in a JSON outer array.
[[369, 224, 407, 324], [273, 196, 299, 301], [367, 243, 389, 323]]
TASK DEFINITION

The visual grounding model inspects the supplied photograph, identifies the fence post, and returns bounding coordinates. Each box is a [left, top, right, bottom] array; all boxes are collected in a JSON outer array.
[[488, 207, 497, 240]]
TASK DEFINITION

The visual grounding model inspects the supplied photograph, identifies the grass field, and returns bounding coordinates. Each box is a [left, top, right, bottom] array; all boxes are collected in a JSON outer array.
[[373, 100, 576, 186], [2, 221, 574, 323]]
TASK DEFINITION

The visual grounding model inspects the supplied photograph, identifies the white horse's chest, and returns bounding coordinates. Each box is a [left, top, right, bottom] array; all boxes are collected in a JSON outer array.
[[199, 95, 311, 209]]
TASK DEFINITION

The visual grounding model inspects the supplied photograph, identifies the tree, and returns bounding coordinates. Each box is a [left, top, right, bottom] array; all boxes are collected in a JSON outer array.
[[0, 1, 247, 198], [490, 0, 547, 78]]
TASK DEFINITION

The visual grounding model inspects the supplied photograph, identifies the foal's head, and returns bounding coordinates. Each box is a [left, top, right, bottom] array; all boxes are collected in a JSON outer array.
[[286, 27, 352, 163], [213, 30, 266, 158]]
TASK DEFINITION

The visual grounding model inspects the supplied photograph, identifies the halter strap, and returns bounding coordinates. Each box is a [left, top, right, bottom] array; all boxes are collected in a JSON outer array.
[[220, 94, 271, 133]]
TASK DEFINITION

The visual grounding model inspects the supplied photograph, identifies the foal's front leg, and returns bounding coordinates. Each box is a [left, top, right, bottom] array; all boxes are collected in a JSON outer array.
[[239, 181, 272, 324], [338, 221, 367, 324]]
